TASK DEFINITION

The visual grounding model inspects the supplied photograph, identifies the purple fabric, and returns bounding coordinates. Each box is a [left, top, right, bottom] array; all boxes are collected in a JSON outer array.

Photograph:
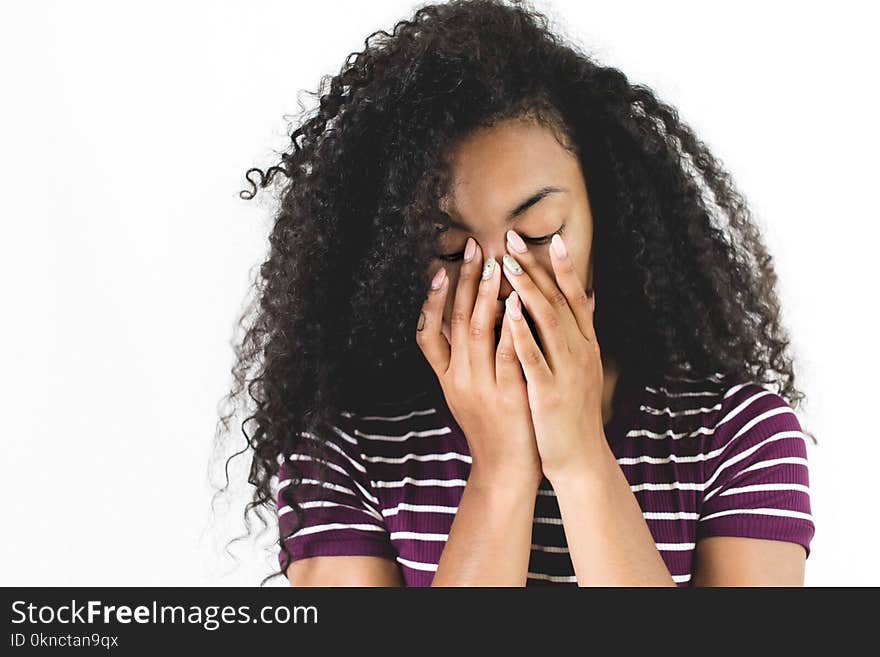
[[277, 371, 815, 586]]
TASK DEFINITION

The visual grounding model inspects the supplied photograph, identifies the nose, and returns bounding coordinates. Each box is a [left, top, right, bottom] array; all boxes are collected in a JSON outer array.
[[482, 244, 514, 324]]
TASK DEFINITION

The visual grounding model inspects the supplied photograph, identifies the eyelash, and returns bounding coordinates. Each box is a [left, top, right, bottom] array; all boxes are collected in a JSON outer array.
[[434, 223, 567, 262]]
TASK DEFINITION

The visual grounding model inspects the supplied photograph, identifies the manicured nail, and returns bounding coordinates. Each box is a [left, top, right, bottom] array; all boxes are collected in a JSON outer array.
[[506, 230, 527, 254], [589, 288, 596, 311], [463, 237, 476, 263], [551, 233, 567, 258], [502, 254, 522, 275], [430, 267, 446, 289], [481, 257, 496, 280], [506, 291, 522, 320]]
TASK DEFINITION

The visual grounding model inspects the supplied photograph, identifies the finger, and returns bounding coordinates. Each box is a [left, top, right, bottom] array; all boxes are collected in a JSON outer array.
[[495, 296, 523, 386], [505, 290, 552, 385], [506, 229, 580, 335], [469, 253, 501, 383], [501, 249, 566, 369], [414, 266, 451, 376], [548, 232, 596, 342], [449, 237, 481, 371]]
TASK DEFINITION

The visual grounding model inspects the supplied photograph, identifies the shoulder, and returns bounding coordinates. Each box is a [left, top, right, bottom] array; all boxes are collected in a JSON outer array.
[[687, 377, 814, 555], [638, 372, 801, 444], [704, 379, 804, 455]]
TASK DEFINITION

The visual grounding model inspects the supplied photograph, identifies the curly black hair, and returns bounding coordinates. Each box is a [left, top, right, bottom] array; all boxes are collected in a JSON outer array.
[[211, 0, 814, 585]]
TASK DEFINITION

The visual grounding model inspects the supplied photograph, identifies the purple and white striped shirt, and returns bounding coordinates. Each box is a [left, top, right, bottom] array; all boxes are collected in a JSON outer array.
[[276, 370, 815, 586]]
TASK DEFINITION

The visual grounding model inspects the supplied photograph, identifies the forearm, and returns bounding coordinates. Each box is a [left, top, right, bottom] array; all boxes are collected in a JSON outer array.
[[549, 439, 676, 586], [431, 466, 539, 586]]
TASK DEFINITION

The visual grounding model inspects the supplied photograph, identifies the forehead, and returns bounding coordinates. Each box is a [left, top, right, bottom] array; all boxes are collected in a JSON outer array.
[[441, 118, 580, 217]]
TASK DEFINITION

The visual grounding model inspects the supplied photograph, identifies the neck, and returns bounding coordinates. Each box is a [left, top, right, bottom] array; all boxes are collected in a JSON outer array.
[[601, 354, 621, 427]]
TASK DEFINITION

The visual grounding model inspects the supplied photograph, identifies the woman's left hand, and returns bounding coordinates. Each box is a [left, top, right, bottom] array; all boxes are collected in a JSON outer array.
[[500, 229, 605, 482]]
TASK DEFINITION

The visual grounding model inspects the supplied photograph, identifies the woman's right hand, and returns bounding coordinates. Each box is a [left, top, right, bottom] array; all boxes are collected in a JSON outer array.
[[416, 238, 542, 489]]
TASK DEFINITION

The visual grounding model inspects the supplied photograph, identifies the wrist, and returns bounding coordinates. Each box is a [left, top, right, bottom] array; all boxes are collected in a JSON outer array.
[[543, 435, 616, 488], [467, 462, 543, 494]]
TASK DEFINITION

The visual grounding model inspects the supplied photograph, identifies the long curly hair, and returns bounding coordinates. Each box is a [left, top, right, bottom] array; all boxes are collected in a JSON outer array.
[[212, 0, 814, 585]]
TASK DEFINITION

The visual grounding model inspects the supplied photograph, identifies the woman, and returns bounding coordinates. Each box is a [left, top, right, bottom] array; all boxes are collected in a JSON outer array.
[[217, 0, 815, 586]]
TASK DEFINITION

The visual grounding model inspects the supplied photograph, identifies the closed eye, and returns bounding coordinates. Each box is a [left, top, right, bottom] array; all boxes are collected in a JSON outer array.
[[433, 223, 566, 262]]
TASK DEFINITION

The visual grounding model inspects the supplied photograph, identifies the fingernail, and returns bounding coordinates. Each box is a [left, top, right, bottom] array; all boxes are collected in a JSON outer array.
[[506, 230, 527, 254], [463, 237, 476, 263], [588, 288, 595, 311], [431, 267, 446, 289], [502, 254, 522, 275], [481, 257, 496, 280], [551, 233, 567, 258], [506, 291, 522, 320]]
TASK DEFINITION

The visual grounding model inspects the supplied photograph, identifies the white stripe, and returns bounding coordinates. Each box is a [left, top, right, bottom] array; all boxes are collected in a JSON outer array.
[[639, 402, 722, 417], [672, 573, 692, 583], [714, 390, 777, 430], [278, 477, 382, 517], [363, 451, 472, 465], [382, 502, 459, 517], [299, 427, 358, 447], [288, 453, 352, 478], [722, 383, 750, 398], [298, 500, 382, 520], [297, 428, 355, 447], [616, 444, 728, 466], [719, 483, 811, 497], [656, 542, 696, 551], [354, 427, 452, 442], [630, 481, 706, 493], [373, 476, 468, 489], [736, 456, 809, 476], [529, 542, 696, 553], [702, 428, 804, 501], [663, 372, 725, 383], [645, 386, 722, 398], [643, 511, 700, 520], [396, 556, 438, 572], [700, 507, 813, 523], [287, 522, 386, 539], [279, 501, 384, 522], [299, 436, 367, 473], [531, 544, 570, 553], [352, 481, 381, 510], [283, 478, 357, 498], [626, 425, 717, 440], [286, 453, 381, 509], [537, 488, 556, 496], [528, 571, 577, 583], [534, 516, 565, 525], [329, 424, 360, 446], [358, 408, 438, 422], [390, 531, 448, 541]]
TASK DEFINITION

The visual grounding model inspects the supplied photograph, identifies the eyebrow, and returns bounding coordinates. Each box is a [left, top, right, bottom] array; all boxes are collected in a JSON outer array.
[[443, 185, 569, 232]]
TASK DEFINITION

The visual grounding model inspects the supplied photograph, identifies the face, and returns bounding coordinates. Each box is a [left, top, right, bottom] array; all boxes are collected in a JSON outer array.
[[428, 117, 594, 349]]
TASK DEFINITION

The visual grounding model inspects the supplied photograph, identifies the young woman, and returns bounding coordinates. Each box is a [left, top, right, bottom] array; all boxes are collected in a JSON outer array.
[[217, 0, 815, 586]]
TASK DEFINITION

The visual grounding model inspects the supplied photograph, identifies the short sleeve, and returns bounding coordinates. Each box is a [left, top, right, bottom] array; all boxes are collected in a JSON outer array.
[[696, 383, 815, 557], [276, 411, 397, 574]]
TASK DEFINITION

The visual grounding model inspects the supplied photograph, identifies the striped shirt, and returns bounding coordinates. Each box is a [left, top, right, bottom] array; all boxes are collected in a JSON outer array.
[[276, 370, 815, 586]]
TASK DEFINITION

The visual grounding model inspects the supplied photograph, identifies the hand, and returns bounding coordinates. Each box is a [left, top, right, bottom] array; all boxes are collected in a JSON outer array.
[[499, 230, 604, 481], [416, 238, 543, 488]]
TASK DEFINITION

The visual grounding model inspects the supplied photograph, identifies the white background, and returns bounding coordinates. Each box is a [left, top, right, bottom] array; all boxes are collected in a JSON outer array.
[[2, 0, 876, 586]]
